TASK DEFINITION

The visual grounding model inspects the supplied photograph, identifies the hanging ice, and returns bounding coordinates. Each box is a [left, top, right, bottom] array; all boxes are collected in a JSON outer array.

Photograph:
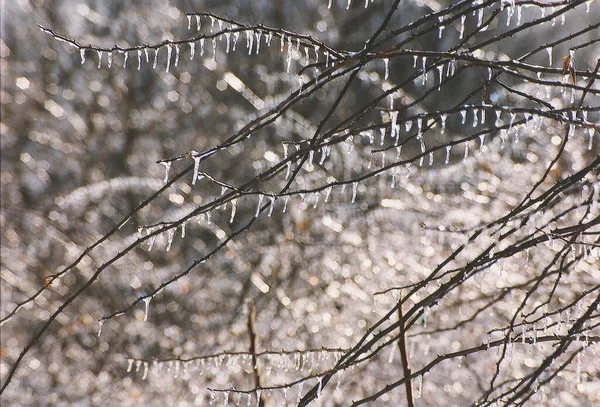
[[383, 58, 389, 80], [143, 297, 151, 321], [108, 52, 113, 68], [189, 42, 195, 60], [268, 196, 276, 217], [440, 113, 448, 133], [421, 56, 427, 85], [153, 48, 159, 69], [459, 15, 466, 40], [255, 194, 264, 217], [137, 49, 142, 70], [445, 145, 451, 164], [229, 198, 238, 223], [196, 15, 201, 32], [247, 30, 254, 55], [97, 320, 105, 337], [192, 154, 202, 185], [175, 44, 180, 67], [461, 109, 467, 124], [97, 50, 103, 68], [80, 48, 86, 64], [166, 228, 175, 251], [438, 17, 445, 39], [351, 182, 358, 203], [122, 51, 128, 68], [161, 161, 171, 183]]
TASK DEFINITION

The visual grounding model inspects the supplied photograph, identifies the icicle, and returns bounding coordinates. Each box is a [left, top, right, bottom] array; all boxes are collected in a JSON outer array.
[[209, 16, 216, 31], [282, 196, 289, 213], [495, 109, 502, 127], [229, 198, 238, 223], [588, 128, 595, 150], [404, 119, 413, 132], [211, 38, 217, 61], [268, 196, 276, 217], [351, 182, 358, 203], [98, 320, 105, 337], [480, 108, 486, 124], [255, 194, 264, 217], [428, 152, 434, 166], [472, 109, 479, 127], [328, 0, 333, 9], [459, 15, 466, 39], [192, 155, 202, 185], [445, 145, 451, 164], [413, 55, 418, 68], [516, 5, 522, 25], [463, 142, 469, 161], [137, 49, 142, 70], [255, 31, 262, 54], [181, 222, 186, 239], [174, 44, 180, 67], [166, 228, 175, 251], [440, 113, 447, 133], [286, 37, 293, 73], [127, 358, 134, 373], [438, 17, 445, 39], [421, 56, 427, 85], [196, 15, 202, 32], [383, 58, 389, 80], [108, 51, 113, 68], [161, 161, 171, 183], [233, 32, 239, 51], [144, 48, 150, 63], [122, 51, 128, 68], [225, 32, 231, 53], [437, 65, 443, 90], [143, 297, 152, 321], [461, 109, 467, 124], [380, 128, 386, 145], [80, 48, 86, 64], [479, 134, 486, 152], [153, 48, 159, 69], [509, 112, 516, 130], [142, 361, 149, 380], [324, 186, 333, 203], [477, 6, 484, 29], [246, 31, 254, 55], [416, 375, 423, 398], [189, 42, 196, 60]]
